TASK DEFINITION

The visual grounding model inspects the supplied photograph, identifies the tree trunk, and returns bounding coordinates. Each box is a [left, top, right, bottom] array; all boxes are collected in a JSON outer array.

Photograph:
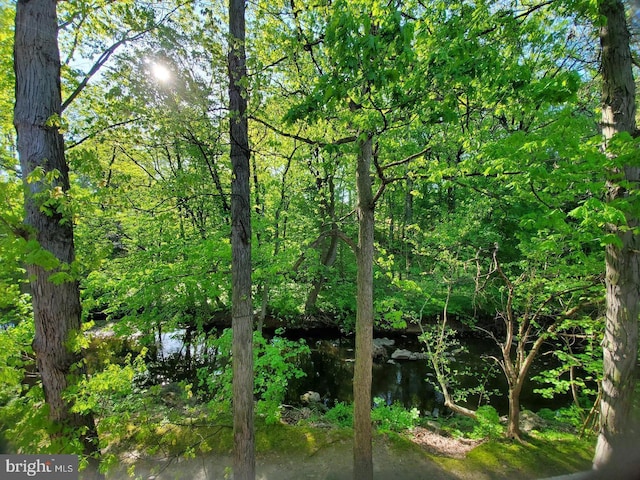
[[14, 1, 101, 476], [305, 170, 339, 313], [304, 228, 339, 313], [403, 177, 414, 277], [353, 135, 374, 480], [506, 381, 523, 439], [229, 0, 255, 477], [594, 0, 640, 469]]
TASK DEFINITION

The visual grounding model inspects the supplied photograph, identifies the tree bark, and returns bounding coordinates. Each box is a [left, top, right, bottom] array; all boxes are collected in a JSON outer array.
[[594, 0, 640, 469], [353, 135, 374, 480], [506, 381, 523, 439], [14, 1, 101, 476], [304, 228, 339, 313], [229, 0, 255, 477]]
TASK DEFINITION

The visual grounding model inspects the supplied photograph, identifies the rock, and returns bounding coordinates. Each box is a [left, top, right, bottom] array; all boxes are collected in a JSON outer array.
[[391, 348, 413, 360], [425, 420, 441, 432], [300, 391, 321, 404], [391, 348, 427, 361], [519, 410, 547, 433], [372, 343, 388, 361], [373, 337, 395, 347]]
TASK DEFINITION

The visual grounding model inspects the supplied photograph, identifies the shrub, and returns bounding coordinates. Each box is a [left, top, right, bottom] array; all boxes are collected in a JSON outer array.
[[472, 405, 503, 439], [197, 329, 310, 424], [324, 402, 353, 428], [371, 397, 420, 432]]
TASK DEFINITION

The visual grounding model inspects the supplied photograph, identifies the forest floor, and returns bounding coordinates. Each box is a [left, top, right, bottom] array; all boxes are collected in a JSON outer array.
[[103, 424, 594, 480]]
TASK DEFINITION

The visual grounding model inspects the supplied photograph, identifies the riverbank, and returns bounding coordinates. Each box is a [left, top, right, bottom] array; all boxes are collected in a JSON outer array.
[[98, 420, 594, 480]]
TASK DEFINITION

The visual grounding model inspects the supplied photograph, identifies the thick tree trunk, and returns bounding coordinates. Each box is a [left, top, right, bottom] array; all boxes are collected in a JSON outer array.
[[14, 1, 101, 475], [353, 135, 374, 480], [229, 0, 255, 478], [594, 0, 640, 470]]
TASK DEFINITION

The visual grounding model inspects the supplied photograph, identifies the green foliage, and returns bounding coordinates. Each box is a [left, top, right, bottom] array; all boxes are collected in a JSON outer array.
[[254, 333, 311, 423], [69, 351, 147, 415], [532, 320, 602, 411], [437, 406, 504, 440], [0, 0, 614, 464], [0, 180, 30, 328], [197, 330, 310, 424], [419, 324, 500, 407], [0, 319, 52, 455], [472, 406, 504, 439], [0, 1, 15, 173], [371, 398, 420, 433], [324, 401, 353, 428], [324, 399, 420, 432], [0, 315, 35, 405], [537, 407, 586, 431]]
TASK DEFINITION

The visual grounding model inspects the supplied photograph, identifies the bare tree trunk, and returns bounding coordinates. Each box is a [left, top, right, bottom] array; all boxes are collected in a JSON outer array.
[[353, 135, 374, 480], [229, 0, 255, 477], [594, 0, 640, 469], [14, 1, 101, 476]]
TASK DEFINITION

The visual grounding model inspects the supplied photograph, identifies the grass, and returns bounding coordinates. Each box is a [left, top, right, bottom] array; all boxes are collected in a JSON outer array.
[[101, 403, 595, 479], [431, 431, 594, 479]]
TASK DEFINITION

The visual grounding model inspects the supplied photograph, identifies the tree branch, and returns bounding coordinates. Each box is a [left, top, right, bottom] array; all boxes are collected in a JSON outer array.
[[251, 115, 357, 147], [61, 4, 185, 111], [67, 117, 142, 149], [291, 228, 357, 273], [62, 31, 147, 112]]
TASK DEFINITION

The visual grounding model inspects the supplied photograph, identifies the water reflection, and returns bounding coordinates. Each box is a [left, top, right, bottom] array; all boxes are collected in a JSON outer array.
[[285, 334, 571, 416], [287, 337, 442, 415], [88, 328, 571, 416]]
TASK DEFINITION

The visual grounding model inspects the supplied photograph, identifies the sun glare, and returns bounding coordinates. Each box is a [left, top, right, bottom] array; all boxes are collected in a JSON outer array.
[[151, 62, 171, 83]]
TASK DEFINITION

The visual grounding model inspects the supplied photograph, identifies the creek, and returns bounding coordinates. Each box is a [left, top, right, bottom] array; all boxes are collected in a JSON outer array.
[[124, 327, 571, 417]]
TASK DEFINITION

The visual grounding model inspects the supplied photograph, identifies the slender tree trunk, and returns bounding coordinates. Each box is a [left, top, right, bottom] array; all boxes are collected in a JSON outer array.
[[594, 0, 640, 469], [422, 291, 477, 420], [353, 135, 374, 480], [506, 381, 523, 439], [403, 177, 414, 277], [14, 1, 101, 476], [229, 0, 255, 477], [304, 229, 339, 313], [305, 168, 338, 313]]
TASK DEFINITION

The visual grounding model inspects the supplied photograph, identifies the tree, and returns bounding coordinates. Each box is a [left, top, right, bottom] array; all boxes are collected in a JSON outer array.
[[593, 0, 640, 469], [486, 247, 600, 439], [229, 0, 255, 477], [260, 2, 426, 475], [353, 134, 375, 478], [13, 0, 101, 475]]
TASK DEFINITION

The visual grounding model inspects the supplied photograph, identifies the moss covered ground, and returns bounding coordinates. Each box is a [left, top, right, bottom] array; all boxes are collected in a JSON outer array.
[[102, 417, 594, 480]]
